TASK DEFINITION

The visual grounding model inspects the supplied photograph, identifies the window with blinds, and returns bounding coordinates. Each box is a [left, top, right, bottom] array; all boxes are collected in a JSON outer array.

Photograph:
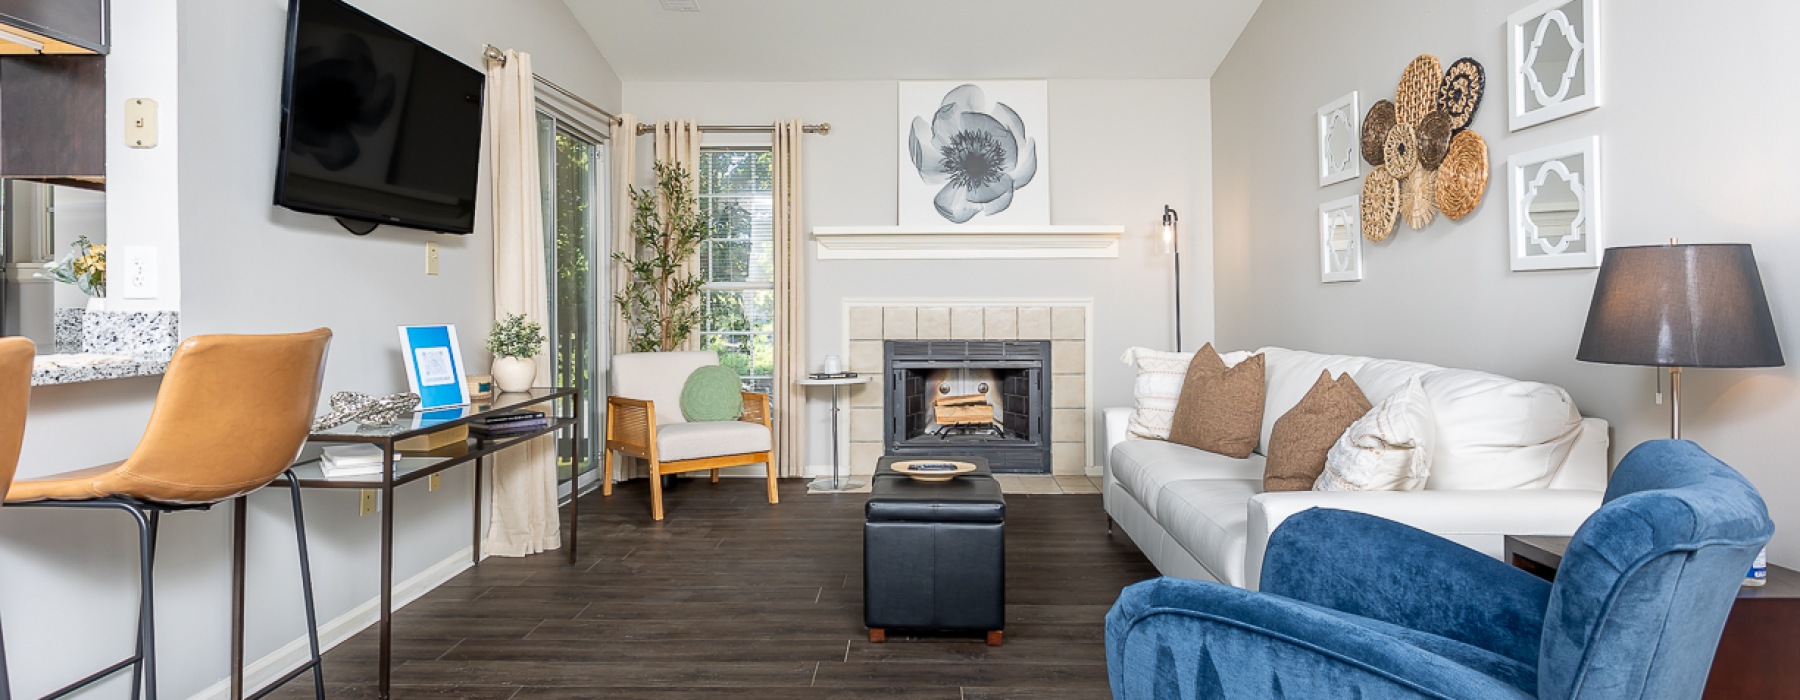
[[697, 148, 775, 393]]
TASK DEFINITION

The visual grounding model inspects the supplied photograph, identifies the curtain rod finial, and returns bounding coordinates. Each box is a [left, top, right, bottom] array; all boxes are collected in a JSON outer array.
[[814, 123, 831, 135], [482, 45, 506, 64]]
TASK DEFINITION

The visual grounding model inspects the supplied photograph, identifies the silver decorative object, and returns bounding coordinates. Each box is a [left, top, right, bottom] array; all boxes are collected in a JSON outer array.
[[311, 391, 421, 432]]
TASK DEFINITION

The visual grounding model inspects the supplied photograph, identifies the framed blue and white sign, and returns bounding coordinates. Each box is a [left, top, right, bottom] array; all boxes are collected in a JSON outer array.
[[398, 324, 470, 410]]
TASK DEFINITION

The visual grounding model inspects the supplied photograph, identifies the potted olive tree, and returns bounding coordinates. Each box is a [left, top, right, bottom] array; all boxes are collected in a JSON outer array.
[[487, 313, 546, 393], [614, 161, 705, 352]]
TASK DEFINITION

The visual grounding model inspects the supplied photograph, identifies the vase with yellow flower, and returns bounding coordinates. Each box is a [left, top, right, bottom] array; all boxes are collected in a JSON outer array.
[[35, 235, 106, 310]]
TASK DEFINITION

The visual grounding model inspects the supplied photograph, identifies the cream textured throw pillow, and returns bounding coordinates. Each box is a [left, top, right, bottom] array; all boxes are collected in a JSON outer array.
[[1122, 346, 1249, 440], [1317, 374, 1435, 491]]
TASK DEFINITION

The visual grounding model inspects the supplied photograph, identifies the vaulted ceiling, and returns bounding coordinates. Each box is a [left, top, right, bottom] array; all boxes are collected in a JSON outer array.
[[561, 0, 1265, 82]]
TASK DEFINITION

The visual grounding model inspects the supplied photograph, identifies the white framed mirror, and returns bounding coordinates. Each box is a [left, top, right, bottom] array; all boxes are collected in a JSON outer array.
[[1508, 0, 1601, 131], [1319, 195, 1363, 282], [1317, 91, 1360, 186], [1509, 136, 1601, 271]]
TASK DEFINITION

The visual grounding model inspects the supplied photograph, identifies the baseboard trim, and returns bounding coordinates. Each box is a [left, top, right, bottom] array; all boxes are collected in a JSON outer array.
[[187, 546, 476, 700]]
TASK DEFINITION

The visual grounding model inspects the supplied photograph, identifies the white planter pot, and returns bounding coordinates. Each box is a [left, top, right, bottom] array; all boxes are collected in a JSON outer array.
[[491, 356, 537, 394], [85, 296, 107, 312]]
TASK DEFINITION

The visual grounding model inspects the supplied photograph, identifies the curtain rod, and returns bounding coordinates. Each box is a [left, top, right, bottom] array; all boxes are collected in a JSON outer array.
[[482, 44, 618, 124], [634, 123, 832, 136]]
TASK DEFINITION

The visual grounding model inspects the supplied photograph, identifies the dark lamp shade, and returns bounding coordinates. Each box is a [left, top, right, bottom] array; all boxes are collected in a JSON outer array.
[[1577, 244, 1784, 368]]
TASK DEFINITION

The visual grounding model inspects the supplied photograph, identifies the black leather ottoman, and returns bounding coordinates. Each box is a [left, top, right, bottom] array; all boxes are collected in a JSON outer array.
[[864, 456, 1006, 646]]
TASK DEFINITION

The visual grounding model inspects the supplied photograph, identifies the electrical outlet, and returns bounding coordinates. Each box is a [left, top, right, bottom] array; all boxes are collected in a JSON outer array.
[[360, 489, 377, 516], [429, 473, 441, 491], [426, 241, 439, 275], [111, 246, 158, 299]]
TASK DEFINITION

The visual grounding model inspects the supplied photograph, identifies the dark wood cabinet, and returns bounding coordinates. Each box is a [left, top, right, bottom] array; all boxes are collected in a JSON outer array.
[[0, 55, 105, 186], [0, 0, 108, 54]]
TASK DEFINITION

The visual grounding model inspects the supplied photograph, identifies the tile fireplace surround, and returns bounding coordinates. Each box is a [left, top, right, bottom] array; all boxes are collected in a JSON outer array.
[[843, 301, 1092, 477]]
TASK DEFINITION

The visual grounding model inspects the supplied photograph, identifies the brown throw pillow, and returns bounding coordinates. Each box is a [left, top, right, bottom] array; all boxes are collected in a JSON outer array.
[[1264, 371, 1373, 491], [1167, 344, 1265, 458]]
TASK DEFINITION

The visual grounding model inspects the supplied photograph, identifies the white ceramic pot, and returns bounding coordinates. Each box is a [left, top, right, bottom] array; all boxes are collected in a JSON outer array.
[[85, 296, 107, 312], [491, 356, 537, 394]]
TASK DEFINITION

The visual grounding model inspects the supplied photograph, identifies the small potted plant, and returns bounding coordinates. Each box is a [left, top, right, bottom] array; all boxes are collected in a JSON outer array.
[[487, 313, 546, 393]]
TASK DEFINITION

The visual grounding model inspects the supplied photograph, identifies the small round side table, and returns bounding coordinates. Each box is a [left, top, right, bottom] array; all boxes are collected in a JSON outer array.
[[796, 375, 873, 492]]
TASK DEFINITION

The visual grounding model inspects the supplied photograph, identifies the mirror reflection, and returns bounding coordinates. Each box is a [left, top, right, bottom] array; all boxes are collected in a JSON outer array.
[[1524, 3, 1586, 109], [1524, 154, 1585, 255], [1326, 111, 1355, 174], [2, 181, 107, 352]]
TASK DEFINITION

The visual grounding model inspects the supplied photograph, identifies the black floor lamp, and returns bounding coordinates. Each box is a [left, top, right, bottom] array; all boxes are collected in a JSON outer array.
[[1162, 205, 1182, 351]]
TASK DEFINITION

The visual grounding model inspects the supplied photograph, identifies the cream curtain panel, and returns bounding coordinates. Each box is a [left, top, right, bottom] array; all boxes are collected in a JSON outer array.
[[772, 120, 807, 478], [483, 48, 560, 557], [653, 119, 703, 352], [608, 114, 649, 482]]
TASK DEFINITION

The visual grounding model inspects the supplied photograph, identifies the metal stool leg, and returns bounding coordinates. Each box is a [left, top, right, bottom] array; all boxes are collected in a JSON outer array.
[[285, 474, 326, 700], [138, 509, 159, 700]]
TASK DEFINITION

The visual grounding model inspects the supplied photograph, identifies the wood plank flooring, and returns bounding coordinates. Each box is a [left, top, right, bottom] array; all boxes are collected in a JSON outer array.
[[273, 478, 1158, 698]]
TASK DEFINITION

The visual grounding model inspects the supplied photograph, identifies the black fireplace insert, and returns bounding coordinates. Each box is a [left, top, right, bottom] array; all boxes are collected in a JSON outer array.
[[883, 340, 1051, 474]]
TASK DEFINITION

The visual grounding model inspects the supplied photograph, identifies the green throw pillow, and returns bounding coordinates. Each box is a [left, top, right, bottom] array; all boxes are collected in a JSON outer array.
[[680, 365, 744, 422]]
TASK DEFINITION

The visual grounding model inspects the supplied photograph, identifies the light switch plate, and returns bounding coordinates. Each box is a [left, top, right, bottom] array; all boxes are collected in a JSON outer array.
[[426, 241, 439, 275], [124, 98, 158, 149], [111, 246, 158, 299]]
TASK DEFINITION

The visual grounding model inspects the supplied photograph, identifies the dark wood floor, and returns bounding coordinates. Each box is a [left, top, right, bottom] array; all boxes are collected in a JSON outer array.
[[275, 478, 1158, 699]]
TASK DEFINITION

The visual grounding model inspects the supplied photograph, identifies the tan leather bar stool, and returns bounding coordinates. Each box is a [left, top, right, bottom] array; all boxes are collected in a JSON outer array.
[[2, 330, 331, 700], [0, 337, 34, 700]]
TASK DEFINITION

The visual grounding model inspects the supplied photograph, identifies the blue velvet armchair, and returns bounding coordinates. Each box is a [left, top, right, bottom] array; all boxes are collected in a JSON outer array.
[[1106, 440, 1774, 699]]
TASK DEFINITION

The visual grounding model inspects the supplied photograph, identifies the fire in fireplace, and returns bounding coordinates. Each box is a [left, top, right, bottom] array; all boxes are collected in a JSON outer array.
[[884, 340, 1051, 473]]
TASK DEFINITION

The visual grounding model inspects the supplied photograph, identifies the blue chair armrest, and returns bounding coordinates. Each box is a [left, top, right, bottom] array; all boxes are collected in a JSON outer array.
[[1107, 577, 1533, 700], [1260, 508, 1551, 669]]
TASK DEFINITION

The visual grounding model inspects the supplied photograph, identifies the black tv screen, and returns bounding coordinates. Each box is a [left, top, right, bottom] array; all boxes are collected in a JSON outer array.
[[274, 0, 485, 234]]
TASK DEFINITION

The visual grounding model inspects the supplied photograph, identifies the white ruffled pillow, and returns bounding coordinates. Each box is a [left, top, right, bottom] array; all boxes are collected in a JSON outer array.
[[1122, 346, 1249, 440], [1316, 374, 1434, 491]]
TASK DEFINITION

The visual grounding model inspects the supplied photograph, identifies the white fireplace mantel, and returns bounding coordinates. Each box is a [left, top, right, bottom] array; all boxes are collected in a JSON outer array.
[[812, 225, 1123, 260]]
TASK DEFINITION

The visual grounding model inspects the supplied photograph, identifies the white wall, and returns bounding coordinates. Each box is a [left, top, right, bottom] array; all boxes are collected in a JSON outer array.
[[623, 79, 1215, 470], [1211, 0, 1800, 565], [0, 1, 621, 696]]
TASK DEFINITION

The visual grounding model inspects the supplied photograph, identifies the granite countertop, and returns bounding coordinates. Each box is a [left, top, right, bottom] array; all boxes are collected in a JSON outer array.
[[32, 309, 179, 387]]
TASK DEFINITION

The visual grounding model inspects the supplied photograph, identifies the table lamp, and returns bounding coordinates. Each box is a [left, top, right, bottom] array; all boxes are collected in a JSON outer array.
[[1577, 243, 1784, 439]]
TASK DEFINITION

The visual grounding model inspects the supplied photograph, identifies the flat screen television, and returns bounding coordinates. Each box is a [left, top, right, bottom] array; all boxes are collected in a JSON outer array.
[[274, 0, 485, 234]]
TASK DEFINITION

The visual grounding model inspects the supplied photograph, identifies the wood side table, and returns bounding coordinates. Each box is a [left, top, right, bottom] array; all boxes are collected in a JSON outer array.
[[1504, 535, 1799, 698]]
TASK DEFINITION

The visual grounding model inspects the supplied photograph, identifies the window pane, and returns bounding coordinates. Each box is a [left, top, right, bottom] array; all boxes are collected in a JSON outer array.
[[697, 148, 775, 393], [540, 114, 605, 487]]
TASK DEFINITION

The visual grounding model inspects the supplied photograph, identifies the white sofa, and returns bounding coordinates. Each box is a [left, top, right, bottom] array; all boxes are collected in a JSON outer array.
[[1103, 347, 1609, 590]]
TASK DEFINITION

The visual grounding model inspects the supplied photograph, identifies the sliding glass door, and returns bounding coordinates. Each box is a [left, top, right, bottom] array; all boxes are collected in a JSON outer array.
[[537, 111, 606, 498]]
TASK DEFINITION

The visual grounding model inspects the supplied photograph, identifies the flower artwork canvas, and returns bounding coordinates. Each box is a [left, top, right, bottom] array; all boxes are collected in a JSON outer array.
[[898, 81, 1050, 226]]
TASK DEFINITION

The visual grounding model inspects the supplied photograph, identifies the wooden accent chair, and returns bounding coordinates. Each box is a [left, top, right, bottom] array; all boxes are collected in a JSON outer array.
[[0, 336, 34, 700], [3, 330, 331, 699], [603, 351, 776, 521]]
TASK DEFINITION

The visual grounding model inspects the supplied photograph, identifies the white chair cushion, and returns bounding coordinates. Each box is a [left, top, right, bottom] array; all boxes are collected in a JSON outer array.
[[656, 420, 771, 462], [1419, 368, 1583, 490], [1156, 478, 1260, 587], [610, 351, 719, 425], [1111, 440, 1264, 519]]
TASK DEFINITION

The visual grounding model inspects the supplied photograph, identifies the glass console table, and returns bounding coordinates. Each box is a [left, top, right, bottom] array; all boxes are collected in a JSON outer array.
[[228, 387, 582, 700]]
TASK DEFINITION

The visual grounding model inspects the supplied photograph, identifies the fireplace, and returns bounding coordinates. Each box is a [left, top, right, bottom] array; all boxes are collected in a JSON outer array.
[[883, 340, 1051, 473]]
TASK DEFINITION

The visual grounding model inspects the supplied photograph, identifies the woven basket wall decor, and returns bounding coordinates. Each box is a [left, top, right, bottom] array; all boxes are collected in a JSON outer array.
[[1395, 54, 1443, 126], [1437, 57, 1486, 131], [1433, 130, 1489, 221], [1362, 100, 1396, 166], [1361, 166, 1400, 242], [1383, 123, 1419, 179], [1415, 110, 1453, 171], [1401, 169, 1438, 230]]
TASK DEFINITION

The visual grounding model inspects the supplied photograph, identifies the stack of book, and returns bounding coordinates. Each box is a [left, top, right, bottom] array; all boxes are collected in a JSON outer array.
[[809, 371, 858, 380], [319, 444, 385, 479], [470, 410, 549, 436]]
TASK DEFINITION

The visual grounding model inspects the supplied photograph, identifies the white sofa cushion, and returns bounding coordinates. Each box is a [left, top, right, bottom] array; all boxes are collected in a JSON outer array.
[[1318, 374, 1435, 492], [1111, 440, 1264, 519], [1122, 347, 1249, 440], [1418, 369, 1584, 490], [1156, 479, 1261, 587], [1256, 348, 1442, 456], [656, 420, 771, 462], [611, 351, 721, 425]]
